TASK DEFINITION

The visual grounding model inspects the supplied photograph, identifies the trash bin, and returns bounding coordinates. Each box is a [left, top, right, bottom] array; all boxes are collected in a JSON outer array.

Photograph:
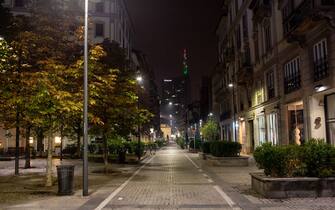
[[57, 165, 75, 195]]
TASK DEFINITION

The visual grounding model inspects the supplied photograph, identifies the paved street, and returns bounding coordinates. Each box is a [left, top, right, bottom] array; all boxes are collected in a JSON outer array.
[[3, 144, 335, 210]]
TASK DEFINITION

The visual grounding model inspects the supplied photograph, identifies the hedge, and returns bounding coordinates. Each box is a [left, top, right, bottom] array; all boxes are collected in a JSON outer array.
[[209, 141, 242, 157], [254, 140, 335, 177]]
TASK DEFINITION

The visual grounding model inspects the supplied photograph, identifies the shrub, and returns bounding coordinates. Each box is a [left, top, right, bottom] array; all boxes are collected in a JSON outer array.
[[254, 140, 335, 178], [128, 141, 145, 157], [201, 119, 219, 141], [176, 137, 185, 149], [189, 139, 201, 150], [155, 140, 166, 148], [210, 141, 241, 157], [201, 142, 211, 154]]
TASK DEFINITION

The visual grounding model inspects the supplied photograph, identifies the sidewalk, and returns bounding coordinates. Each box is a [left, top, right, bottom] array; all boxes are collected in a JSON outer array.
[[187, 152, 335, 210], [0, 158, 142, 210]]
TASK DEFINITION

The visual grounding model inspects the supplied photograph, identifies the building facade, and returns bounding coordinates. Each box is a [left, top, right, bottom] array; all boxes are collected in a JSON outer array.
[[2, 0, 134, 56], [213, 0, 335, 153]]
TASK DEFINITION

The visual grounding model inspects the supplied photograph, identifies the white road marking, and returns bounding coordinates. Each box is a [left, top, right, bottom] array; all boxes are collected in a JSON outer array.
[[202, 173, 209, 178], [184, 154, 200, 169], [207, 178, 214, 183], [94, 155, 155, 210], [214, 185, 240, 209]]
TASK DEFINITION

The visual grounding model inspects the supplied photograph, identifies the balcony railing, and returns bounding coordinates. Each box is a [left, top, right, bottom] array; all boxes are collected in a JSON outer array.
[[283, 0, 335, 37], [314, 57, 329, 81], [284, 74, 301, 94]]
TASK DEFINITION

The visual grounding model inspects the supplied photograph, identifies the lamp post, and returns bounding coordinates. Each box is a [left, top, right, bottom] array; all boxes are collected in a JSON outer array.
[[228, 83, 237, 142], [136, 76, 143, 161], [83, 0, 89, 197]]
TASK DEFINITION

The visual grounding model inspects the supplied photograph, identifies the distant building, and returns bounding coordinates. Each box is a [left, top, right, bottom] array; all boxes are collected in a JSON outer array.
[[213, 0, 335, 153], [160, 77, 187, 134], [2, 0, 134, 57]]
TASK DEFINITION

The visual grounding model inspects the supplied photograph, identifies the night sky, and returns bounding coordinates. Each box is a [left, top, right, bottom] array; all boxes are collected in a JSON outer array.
[[125, 0, 222, 100]]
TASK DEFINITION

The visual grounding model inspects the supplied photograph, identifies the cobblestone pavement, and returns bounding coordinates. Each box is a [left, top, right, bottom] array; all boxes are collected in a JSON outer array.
[[3, 144, 335, 210], [87, 144, 236, 210], [189, 152, 335, 210]]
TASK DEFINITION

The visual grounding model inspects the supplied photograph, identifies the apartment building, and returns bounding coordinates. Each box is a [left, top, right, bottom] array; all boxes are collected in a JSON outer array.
[[2, 0, 134, 56], [213, 0, 335, 153]]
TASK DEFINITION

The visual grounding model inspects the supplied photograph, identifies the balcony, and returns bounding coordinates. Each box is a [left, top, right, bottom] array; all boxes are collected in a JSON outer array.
[[249, 0, 272, 22], [283, 0, 335, 43], [314, 57, 329, 81]]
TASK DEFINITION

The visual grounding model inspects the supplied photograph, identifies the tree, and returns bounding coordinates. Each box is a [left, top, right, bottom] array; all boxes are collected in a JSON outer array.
[[201, 119, 219, 141]]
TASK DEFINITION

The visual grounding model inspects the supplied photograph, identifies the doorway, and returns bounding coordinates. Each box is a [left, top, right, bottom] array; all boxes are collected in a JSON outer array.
[[248, 120, 255, 153], [325, 94, 335, 145]]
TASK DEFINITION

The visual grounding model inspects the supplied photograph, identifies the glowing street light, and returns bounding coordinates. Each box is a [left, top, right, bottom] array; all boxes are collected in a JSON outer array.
[[228, 83, 234, 88], [136, 75, 143, 83], [169, 102, 173, 105]]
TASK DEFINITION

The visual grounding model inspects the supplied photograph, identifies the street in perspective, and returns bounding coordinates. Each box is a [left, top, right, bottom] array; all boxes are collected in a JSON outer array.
[[1, 0, 335, 210]]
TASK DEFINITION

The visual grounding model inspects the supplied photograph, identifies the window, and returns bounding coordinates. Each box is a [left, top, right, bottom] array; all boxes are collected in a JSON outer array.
[[282, 1, 294, 34], [95, 23, 104, 37], [257, 116, 266, 145], [284, 57, 301, 93], [313, 39, 328, 81], [95, 2, 104, 13], [14, 0, 24, 7], [266, 70, 275, 99], [267, 113, 278, 145], [264, 21, 272, 52]]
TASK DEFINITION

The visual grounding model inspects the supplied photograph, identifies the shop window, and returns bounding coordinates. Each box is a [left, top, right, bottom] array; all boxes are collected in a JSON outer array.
[[267, 113, 278, 145], [313, 39, 328, 81], [284, 57, 301, 94], [325, 94, 335, 145], [257, 116, 266, 145]]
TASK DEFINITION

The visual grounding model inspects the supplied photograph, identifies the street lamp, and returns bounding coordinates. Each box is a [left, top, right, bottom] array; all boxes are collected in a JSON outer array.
[[83, 0, 89, 197], [136, 75, 143, 161], [169, 102, 173, 105]]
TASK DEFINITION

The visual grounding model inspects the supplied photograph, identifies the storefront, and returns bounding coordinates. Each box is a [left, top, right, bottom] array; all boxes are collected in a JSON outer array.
[[325, 93, 335, 145]]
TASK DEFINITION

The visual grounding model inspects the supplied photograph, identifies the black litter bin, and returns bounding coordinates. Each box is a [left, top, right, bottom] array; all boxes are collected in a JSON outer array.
[[57, 165, 75, 195]]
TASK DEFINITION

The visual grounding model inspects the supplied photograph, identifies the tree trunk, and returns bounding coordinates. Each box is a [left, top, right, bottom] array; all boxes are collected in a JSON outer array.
[[76, 128, 81, 158], [15, 109, 20, 176], [24, 126, 31, 168], [103, 132, 108, 172], [45, 130, 53, 187], [36, 128, 44, 153], [60, 124, 64, 161]]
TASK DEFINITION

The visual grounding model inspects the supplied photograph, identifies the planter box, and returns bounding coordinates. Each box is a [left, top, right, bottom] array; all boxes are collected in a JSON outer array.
[[198, 152, 208, 160], [206, 155, 249, 167], [251, 173, 335, 198]]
